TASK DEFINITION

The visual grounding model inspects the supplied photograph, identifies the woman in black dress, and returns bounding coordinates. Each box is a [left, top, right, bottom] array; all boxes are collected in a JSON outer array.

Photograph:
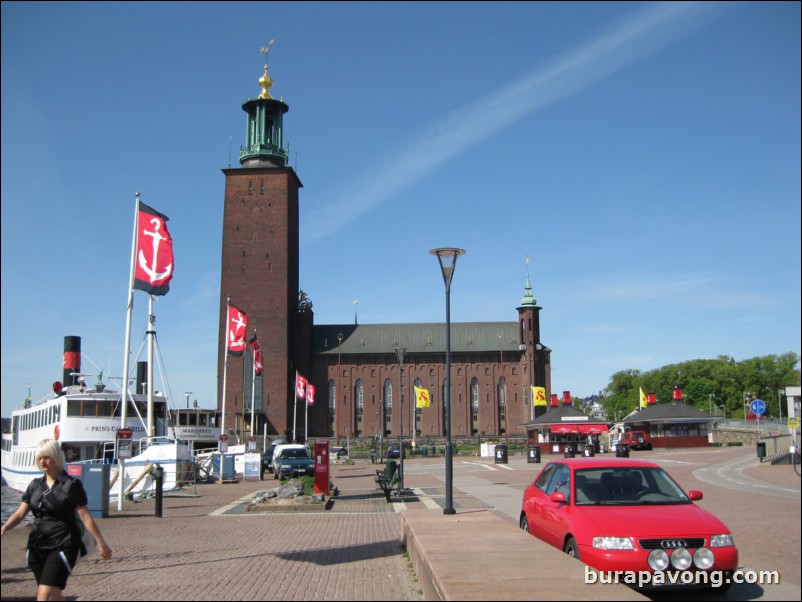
[[1, 438, 112, 601]]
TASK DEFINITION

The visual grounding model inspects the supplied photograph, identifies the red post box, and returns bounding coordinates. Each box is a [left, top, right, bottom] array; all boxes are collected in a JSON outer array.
[[313, 440, 330, 496]]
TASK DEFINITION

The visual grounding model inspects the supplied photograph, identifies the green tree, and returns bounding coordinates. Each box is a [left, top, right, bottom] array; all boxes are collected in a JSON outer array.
[[599, 353, 799, 421]]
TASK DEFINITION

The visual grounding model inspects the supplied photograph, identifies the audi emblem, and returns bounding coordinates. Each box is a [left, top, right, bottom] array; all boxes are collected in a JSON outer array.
[[661, 540, 687, 549]]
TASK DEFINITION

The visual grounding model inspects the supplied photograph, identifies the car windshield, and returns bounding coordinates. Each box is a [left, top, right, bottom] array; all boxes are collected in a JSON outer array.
[[574, 467, 691, 506], [281, 449, 310, 459]]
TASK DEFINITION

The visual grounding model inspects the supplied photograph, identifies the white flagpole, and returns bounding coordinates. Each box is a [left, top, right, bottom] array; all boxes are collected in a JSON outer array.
[[250, 339, 256, 446], [221, 297, 230, 444], [292, 371, 298, 443], [119, 193, 140, 511], [305, 384, 309, 444]]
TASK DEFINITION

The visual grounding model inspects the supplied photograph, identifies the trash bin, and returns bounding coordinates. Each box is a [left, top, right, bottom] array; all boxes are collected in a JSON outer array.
[[221, 453, 235, 480], [68, 463, 109, 518], [527, 445, 541, 463], [615, 444, 629, 458], [564, 446, 576, 459], [756, 441, 766, 462], [582, 444, 595, 458], [495, 444, 508, 464]]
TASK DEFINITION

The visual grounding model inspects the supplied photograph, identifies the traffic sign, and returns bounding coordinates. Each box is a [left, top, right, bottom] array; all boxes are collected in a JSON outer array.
[[118, 428, 133, 439], [788, 417, 799, 429], [750, 399, 766, 416]]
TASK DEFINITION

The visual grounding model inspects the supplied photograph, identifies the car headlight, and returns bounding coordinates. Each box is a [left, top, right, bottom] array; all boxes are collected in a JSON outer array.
[[693, 547, 715, 569], [709, 534, 734, 548], [670, 547, 693, 570], [592, 537, 634, 550], [648, 549, 669, 570]]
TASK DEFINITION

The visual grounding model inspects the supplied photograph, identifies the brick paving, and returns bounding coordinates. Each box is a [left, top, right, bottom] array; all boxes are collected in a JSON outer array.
[[1, 462, 426, 601]]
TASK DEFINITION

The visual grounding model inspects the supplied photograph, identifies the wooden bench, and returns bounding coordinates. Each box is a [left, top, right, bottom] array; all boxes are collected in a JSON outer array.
[[375, 460, 400, 502]]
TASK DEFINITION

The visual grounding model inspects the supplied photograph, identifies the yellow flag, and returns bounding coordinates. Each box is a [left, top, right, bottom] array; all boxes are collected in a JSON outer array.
[[639, 387, 648, 409], [415, 386, 431, 408], [532, 386, 547, 406]]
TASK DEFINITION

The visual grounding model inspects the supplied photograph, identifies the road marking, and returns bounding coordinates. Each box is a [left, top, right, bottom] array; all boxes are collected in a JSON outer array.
[[413, 488, 441, 509], [462, 461, 498, 471]]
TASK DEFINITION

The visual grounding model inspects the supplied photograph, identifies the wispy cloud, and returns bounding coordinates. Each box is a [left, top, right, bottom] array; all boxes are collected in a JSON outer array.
[[304, 2, 728, 244], [575, 272, 779, 311]]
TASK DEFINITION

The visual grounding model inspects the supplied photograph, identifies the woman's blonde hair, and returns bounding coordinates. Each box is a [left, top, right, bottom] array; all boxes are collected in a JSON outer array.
[[34, 438, 65, 471]]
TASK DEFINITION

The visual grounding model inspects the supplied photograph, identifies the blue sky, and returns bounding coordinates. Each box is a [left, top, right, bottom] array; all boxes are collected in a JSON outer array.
[[2, 1, 800, 418]]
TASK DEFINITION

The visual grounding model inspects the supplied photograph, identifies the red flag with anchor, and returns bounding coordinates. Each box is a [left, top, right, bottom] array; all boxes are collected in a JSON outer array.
[[227, 303, 248, 356], [250, 334, 263, 376], [306, 383, 316, 406], [133, 202, 174, 296], [296, 374, 307, 399]]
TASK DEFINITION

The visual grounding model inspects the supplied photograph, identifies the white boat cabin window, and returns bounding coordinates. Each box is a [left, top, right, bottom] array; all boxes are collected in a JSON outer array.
[[66, 399, 118, 417]]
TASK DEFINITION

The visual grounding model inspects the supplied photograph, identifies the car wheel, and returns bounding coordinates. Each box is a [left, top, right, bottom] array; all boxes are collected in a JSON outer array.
[[519, 515, 530, 533], [564, 536, 580, 560]]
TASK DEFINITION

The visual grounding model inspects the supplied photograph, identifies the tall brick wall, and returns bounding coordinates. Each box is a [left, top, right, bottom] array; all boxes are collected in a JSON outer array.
[[218, 166, 302, 438]]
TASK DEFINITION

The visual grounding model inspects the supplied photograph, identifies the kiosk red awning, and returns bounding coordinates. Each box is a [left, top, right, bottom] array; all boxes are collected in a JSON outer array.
[[577, 424, 609, 435], [549, 424, 579, 434]]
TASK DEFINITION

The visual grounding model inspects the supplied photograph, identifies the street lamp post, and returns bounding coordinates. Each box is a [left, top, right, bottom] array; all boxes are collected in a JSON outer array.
[[430, 247, 465, 516], [708, 393, 715, 416], [395, 347, 407, 491], [336, 333, 343, 445]]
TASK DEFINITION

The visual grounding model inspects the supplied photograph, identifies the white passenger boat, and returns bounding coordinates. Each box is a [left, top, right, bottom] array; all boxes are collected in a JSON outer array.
[[1, 337, 194, 499]]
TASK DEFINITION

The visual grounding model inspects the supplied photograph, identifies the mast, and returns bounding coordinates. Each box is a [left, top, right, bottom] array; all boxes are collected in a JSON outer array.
[[147, 295, 155, 437]]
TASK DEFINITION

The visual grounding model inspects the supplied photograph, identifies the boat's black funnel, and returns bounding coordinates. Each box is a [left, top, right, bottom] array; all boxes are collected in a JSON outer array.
[[63, 336, 81, 386], [136, 361, 148, 395]]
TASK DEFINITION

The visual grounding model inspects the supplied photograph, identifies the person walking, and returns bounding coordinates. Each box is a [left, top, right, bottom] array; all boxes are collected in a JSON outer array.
[[1, 438, 112, 601]]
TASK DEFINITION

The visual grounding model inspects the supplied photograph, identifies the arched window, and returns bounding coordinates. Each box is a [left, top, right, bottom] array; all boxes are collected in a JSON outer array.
[[384, 379, 393, 414], [355, 380, 364, 415], [470, 378, 479, 414], [498, 377, 506, 435], [497, 377, 506, 412]]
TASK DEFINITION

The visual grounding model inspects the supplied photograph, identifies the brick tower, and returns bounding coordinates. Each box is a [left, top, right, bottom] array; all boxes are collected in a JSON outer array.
[[517, 271, 551, 420], [218, 47, 303, 439]]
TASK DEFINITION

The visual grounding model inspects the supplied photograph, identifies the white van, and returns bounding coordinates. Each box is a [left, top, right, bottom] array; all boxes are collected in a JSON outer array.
[[271, 443, 306, 470]]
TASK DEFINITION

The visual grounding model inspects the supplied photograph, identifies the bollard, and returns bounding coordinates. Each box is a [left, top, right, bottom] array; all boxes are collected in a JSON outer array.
[[154, 464, 164, 518]]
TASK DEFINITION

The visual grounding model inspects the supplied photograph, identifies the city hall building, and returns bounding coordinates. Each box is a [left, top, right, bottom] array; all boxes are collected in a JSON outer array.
[[216, 59, 553, 443]]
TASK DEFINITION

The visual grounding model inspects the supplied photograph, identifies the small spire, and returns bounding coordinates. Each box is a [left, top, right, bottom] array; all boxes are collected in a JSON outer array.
[[521, 256, 537, 306], [258, 40, 276, 99]]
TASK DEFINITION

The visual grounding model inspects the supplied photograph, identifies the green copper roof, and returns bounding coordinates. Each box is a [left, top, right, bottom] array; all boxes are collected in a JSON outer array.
[[520, 274, 537, 307], [313, 322, 523, 356]]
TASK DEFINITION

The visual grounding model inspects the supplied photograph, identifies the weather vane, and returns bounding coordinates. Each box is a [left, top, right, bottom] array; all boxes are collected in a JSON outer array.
[[260, 39, 275, 65]]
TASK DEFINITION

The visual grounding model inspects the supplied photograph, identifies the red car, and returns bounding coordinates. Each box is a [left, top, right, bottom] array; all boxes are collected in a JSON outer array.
[[618, 430, 653, 450], [519, 458, 738, 589]]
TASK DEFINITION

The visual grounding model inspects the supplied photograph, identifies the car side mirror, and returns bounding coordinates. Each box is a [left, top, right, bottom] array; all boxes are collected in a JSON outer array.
[[688, 490, 703, 501], [550, 491, 566, 504]]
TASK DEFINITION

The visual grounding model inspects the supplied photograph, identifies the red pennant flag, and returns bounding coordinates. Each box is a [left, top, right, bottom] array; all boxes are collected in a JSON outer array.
[[250, 334, 263, 375], [134, 202, 174, 296], [296, 374, 307, 399], [306, 383, 316, 406], [227, 304, 248, 356]]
